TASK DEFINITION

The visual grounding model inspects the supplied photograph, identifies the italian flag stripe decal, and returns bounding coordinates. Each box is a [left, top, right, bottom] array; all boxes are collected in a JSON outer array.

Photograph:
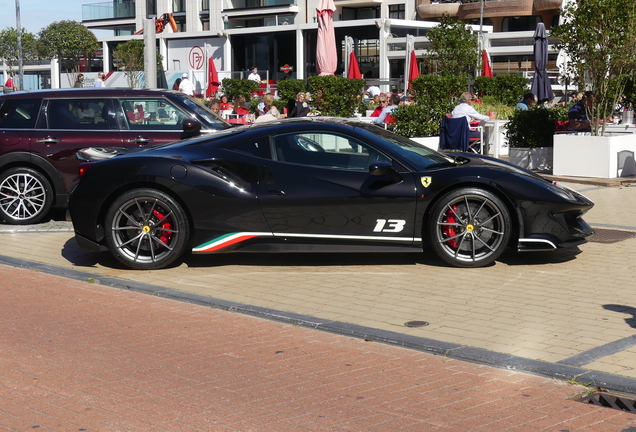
[[193, 232, 420, 253], [192, 232, 273, 253]]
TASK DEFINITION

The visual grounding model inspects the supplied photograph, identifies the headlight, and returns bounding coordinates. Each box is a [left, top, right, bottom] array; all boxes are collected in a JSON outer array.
[[549, 182, 593, 204]]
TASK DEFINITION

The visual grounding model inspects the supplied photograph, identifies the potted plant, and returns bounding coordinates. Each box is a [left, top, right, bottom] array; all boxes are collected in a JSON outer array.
[[504, 106, 567, 170], [549, 0, 636, 178]]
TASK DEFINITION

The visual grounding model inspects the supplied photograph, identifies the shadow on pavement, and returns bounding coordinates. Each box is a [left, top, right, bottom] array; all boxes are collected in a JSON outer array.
[[498, 247, 582, 266], [61, 234, 580, 271], [603, 304, 636, 329]]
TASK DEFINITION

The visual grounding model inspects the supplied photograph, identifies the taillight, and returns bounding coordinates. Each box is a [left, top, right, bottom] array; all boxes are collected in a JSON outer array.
[[78, 162, 96, 177]]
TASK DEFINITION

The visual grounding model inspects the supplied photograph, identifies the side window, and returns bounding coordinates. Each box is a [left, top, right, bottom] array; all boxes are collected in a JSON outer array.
[[46, 99, 110, 130], [118, 98, 188, 130], [0, 98, 41, 129], [272, 132, 391, 171], [229, 137, 271, 159]]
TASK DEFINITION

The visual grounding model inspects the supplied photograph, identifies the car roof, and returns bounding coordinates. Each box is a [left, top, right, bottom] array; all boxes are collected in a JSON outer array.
[[0, 88, 185, 99]]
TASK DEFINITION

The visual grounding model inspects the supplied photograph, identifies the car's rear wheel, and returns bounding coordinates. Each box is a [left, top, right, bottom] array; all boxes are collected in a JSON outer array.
[[428, 188, 511, 267], [105, 189, 190, 270], [0, 167, 53, 225]]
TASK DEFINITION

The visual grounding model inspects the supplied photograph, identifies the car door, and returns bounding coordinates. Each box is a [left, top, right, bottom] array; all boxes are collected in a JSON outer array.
[[30, 97, 122, 194], [0, 97, 40, 151], [257, 130, 418, 246], [115, 97, 190, 148]]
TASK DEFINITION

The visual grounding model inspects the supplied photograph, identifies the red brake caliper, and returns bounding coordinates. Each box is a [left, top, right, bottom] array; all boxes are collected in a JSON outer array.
[[442, 205, 458, 249], [152, 209, 172, 246]]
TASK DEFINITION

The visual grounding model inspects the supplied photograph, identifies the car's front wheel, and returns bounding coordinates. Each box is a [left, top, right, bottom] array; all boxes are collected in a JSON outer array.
[[0, 167, 53, 225], [105, 189, 190, 270], [428, 188, 511, 267]]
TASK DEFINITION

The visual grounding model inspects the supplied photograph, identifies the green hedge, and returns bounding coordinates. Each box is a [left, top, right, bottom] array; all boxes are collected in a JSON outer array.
[[277, 79, 306, 102], [221, 78, 259, 101], [392, 75, 467, 138], [307, 75, 365, 117], [504, 106, 568, 149], [474, 74, 530, 106]]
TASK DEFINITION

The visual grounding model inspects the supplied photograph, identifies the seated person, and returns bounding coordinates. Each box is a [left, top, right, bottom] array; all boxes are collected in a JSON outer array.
[[287, 93, 310, 118], [515, 92, 535, 111], [370, 96, 387, 117], [233, 95, 250, 116], [76, 102, 97, 122], [451, 92, 495, 143], [568, 91, 594, 132], [373, 94, 400, 124]]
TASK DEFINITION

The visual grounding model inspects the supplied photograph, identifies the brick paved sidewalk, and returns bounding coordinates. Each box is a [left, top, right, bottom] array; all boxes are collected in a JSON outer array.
[[2, 265, 636, 431]]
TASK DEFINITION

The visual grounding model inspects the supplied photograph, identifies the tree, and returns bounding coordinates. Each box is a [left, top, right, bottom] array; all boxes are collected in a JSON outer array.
[[37, 21, 100, 87], [0, 27, 37, 75], [551, 0, 636, 136], [113, 40, 145, 88], [425, 15, 479, 77]]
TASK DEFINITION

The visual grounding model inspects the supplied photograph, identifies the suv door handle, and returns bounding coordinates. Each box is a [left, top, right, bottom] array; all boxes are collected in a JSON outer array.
[[128, 137, 153, 144], [35, 138, 61, 145]]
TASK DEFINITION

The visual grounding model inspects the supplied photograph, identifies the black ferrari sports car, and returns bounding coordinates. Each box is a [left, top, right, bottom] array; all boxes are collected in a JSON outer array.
[[69, 118, 595, 270]]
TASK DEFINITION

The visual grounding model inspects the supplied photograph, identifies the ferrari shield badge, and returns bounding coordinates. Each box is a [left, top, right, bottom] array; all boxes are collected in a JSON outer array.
[[420, 176, 432, 188]]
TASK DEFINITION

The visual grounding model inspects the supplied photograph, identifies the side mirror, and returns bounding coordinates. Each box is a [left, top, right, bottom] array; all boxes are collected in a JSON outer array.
[[369, 161, 402, 183], [369, 161, 392, 176], [181, 119, 202, 139]]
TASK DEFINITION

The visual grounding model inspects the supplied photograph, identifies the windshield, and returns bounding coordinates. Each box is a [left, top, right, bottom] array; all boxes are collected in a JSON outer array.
[[370, 127, 455, 170], [181, 96, 231, 130]]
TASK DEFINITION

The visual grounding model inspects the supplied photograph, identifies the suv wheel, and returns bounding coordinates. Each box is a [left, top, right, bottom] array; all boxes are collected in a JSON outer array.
[[0, 167, 53, 225]]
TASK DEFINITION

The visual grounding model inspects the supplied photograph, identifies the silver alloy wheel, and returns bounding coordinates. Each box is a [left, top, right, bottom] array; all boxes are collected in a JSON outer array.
[[110, 196, 182, 265], [434, 193, 507, 264], [0, 172, 48, 221]]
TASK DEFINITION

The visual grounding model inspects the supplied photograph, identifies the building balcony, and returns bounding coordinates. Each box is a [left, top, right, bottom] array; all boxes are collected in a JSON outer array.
[[223, 0, 295, 10], [82, 0, 135, 21], [417, 1, 460, 19], [417, 0, 561, 20]]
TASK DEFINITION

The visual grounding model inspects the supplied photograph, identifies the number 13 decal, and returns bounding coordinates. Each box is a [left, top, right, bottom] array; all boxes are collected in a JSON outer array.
[[373, 219, 406, 233]]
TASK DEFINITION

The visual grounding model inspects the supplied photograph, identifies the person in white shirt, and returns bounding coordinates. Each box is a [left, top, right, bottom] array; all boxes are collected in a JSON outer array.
[[178, 73, 195, 97], [451, 92, 495, 141], [93, 72, 105, 88], [366, 85, 381, 99], [248, 67, 261, 82]]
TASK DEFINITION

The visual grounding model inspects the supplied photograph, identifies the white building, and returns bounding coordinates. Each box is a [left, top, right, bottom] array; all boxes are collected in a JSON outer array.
[[1, 0, 565, 92]]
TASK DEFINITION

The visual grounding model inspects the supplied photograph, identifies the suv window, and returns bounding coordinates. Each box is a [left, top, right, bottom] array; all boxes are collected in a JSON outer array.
[[117, 98, 189, 131], [0, 98, 41, 129], [46, 99, 113, 130]]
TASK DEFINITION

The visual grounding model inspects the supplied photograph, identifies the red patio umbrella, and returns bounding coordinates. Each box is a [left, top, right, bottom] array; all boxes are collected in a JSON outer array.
[[347, 51, 362, 79], [316, 0, 337, 76], [408, 50, 419, 90], [205, 57, 220, 98], [481, 50, 493, 77]]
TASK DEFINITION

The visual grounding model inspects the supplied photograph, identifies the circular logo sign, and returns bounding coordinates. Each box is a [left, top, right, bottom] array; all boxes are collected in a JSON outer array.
[[189, 46, 205, 70]]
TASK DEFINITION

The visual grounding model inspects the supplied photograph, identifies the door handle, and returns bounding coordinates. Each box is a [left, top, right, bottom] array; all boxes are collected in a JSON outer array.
[[268, 189, 285, 195], [35, 138, 61, 145], [128, 137, 153, 144]]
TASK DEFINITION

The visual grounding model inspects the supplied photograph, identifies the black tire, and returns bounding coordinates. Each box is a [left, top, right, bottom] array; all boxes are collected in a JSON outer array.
[[104, 189, 190, 270], [0, 167, 53, 225], [428, 188, 511, 268]]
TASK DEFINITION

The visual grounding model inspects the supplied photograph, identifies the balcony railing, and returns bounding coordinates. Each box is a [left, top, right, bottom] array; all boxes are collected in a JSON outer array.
[[223, 0, 295, 10], [82, 0, 135, 21]]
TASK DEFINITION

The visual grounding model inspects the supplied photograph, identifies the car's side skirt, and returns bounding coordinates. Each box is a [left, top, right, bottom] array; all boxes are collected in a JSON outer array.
[[193, 232, 423, 254]]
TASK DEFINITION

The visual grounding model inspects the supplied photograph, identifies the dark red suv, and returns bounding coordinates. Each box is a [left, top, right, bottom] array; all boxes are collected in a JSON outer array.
[[0, 88, 230, 224]]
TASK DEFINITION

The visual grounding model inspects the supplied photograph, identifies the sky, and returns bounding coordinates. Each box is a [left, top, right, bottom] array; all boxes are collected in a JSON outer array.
[[0, 0, 93, 35]]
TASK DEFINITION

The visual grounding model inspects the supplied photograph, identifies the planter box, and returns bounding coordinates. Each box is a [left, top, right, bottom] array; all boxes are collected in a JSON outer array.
[[509, 147, 553, 170], [553, 133, 636, 178], [410, 136, 439, 151]]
